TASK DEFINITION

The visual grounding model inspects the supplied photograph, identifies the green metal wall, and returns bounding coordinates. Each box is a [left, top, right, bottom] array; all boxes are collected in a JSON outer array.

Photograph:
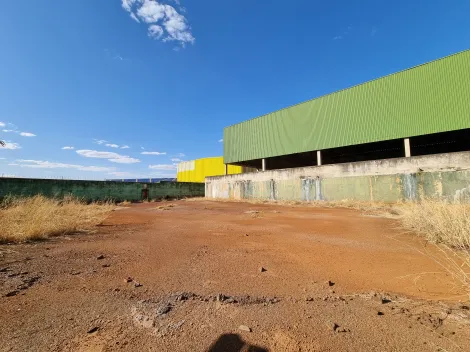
[[224, 50, 470, 164], [0, 178, 205, 202]]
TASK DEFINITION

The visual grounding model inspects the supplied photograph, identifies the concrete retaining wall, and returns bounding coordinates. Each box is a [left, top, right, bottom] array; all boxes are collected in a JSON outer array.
[[206, 152, 470, 203], [0, 178, 205, 202]]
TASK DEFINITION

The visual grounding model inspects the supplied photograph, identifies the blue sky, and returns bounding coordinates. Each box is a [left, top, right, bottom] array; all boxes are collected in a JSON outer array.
[[1, 0, 469, 179]]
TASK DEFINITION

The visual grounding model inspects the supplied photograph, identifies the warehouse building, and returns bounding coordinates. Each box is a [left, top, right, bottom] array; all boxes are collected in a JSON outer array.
[[223, 50, 470, 171], [177, 156, 253, 183]]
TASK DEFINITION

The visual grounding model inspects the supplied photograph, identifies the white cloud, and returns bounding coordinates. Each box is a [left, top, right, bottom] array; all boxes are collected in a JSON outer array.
[[148, 24, 164, 39], [62, 146, 75, 150], [136, 0, 165, 23], [130, 12, 140, 23], [0, 122, 5, 127], [122, 0, 195, 47], [20, 132, 36, 137], [14, 159, 115, 172], [76, 149, 141, 164], [175, 153, 185, 157], [94, 139, 128, 149], [149, 164, 176, 170], [77, 150, 122, 159], [108, 157, 141, 164], [141, 151, 166, 155], [1, 142, 21, 150], [170, 158, 183, 162], [161, 5, 194, 45], [122, 0, 138, 11], [218, 139, 223, 143], [333, 36, 343, 40], [1, 129, 36, 137]]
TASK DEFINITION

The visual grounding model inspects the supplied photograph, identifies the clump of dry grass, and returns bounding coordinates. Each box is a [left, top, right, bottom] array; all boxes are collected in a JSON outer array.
[[0, 195, 115, 243], [400, 199, 470, 248], [399, 199, 470, 296]]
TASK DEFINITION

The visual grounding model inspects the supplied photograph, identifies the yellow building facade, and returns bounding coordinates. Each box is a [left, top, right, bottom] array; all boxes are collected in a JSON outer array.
[[177, 157, 250, 183]]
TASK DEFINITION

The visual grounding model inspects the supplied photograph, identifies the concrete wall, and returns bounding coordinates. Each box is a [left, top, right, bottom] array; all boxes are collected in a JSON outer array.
[[205, 152, 470, 203], [0, 178, 205, 202]]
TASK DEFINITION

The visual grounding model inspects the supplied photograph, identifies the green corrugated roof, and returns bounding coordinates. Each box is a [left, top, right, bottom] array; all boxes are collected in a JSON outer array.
[[224, 50, 470, 164]]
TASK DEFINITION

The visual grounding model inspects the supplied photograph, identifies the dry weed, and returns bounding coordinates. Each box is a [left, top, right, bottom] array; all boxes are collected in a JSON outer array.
[[399, 199, 470, 297], [0, 195, 114, 243]]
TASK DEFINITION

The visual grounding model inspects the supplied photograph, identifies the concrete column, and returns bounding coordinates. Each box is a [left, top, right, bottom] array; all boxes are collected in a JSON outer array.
[[317, 151, 322, 166], [262, 158, 266, 171], [404, 138, 411, 157]]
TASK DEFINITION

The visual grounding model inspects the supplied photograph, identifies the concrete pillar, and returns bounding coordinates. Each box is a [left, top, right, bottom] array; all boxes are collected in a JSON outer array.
[[262, 158, 266, 171], [404, 138, 411, 157], [317, 151, 322, 166]]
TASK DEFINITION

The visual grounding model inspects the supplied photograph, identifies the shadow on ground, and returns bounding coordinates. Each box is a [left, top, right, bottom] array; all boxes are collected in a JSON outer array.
[[207, 333, 268, 352]]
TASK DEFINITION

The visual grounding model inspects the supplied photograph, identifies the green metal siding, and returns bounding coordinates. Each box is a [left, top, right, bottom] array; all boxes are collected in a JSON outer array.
[[224, 50, 470, 164]]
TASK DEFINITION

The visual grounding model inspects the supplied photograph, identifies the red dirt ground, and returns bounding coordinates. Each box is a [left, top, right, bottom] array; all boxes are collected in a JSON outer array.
[[1, 200, 469, 352]]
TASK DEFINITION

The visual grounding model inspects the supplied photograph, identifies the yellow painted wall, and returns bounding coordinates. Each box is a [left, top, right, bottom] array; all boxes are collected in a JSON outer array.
[[177, 157, 248, 183]]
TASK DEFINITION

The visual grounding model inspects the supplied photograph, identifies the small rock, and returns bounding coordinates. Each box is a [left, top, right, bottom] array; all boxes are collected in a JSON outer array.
[[337, 327, 349, 333], [377, 311, 384, 316], [259, 267, 267, 273], [216, 294, 227, 302], [327, 322, 339, 332], [97, 255, 105, 260], [102, 264, 110, 268], [305, 297, 314, 302], [71, 271, 81, 275], [381, 298, 392, 304], [245, 234, 249, 236], [238, 325, 252, 332], [327, 280, 335, 287], [87, 327, 99, 334], [124, 277, 133, 283], [461, 305, 469, 310], [134, 282, 143, 288], [5, 291, 19, 297], [0, 267, 10, 272], [157, 303, 172, 316]]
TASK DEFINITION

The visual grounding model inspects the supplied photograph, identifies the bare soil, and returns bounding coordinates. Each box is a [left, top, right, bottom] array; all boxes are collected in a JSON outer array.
[[1, 200, 469, 352]]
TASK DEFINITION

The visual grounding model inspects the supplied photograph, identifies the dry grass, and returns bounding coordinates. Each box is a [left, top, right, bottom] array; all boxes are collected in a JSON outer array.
[[399, 199, 470, 297], [0, 195, 115, 243]]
